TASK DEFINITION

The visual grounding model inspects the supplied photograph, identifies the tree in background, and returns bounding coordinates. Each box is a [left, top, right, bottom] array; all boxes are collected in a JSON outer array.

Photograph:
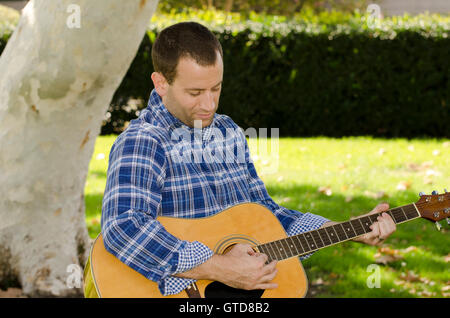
[[0, 0, 158, 297], [158, 0, 370, 16]]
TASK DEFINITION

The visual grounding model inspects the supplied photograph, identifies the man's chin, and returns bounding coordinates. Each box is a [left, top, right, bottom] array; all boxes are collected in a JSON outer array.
[[193, 117, 213, 128]]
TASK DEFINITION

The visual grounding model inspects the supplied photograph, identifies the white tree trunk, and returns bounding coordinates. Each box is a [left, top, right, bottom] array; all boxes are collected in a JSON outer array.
[[0, 0, 158, 297]]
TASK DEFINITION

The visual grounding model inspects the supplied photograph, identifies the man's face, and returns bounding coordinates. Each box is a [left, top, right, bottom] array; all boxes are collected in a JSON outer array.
[[161, 51, 223, 129]]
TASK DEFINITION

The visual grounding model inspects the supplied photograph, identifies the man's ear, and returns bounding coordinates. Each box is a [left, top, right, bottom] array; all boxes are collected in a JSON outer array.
[[151, 72, 169, 96]]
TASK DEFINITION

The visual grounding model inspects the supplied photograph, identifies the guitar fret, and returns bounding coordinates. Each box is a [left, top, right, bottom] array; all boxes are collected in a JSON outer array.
[[258, 244, 274, 262], [297, 233, 312, 254], [318, 228, 331, 246], [326, 226, 339, 244], [292, 235, 306, 254], [273, 240, 286, 259], [267, 241, 281, 260], [369, 214, 379, 224], [359, 216, 372, 233], [304, 232, 318, 250], [404, 204, 420, 219], [280, 238, 294, 258], [343, 221, 357, 238], [339, 223, 349, 240], [287, 236, 300, 256], [390, 208, 406, 223], [311, 230, 325, 248], [350, 219, 365, 236], [387, 210, 396, 222], [333, 224, 347, 241], [400, 207, 408, 220]]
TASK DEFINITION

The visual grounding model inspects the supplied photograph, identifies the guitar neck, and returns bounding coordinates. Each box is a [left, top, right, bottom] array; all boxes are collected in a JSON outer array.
[[256, 203, 421, 262]]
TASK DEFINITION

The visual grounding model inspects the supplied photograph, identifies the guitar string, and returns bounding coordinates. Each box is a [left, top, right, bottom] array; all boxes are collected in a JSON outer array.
[[259, 204, 421, 260], [259, 201, 448, 261]]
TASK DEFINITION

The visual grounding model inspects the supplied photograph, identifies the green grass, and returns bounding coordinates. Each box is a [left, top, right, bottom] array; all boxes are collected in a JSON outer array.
[[85, 135, 450, 298]]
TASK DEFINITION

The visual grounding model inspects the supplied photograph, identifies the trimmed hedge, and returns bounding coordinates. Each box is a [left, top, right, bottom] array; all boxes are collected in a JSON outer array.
[[1, 7, 449, 137]]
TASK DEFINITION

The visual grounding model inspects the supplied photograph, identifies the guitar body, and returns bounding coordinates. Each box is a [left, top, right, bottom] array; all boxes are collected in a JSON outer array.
[[89, 202, 308, 298]]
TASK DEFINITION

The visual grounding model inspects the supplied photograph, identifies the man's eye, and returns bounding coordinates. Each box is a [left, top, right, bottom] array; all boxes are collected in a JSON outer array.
[[189, 92, 200, 97]]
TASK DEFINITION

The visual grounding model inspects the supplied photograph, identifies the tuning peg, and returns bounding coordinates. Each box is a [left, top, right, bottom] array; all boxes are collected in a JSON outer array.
[[419, 192, 425, 196], [431, 190, 438, 195], [435, 222, 442, 231]]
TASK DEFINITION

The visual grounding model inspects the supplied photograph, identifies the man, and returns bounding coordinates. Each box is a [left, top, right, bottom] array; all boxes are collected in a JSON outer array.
[[100, 22, 396, 296]]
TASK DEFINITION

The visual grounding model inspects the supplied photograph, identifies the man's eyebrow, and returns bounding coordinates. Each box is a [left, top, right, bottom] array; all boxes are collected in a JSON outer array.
[[185, 81, 222, 91]]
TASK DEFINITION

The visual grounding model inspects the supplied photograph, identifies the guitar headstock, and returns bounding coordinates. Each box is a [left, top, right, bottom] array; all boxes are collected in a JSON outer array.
[[415, 189, 450, 230]]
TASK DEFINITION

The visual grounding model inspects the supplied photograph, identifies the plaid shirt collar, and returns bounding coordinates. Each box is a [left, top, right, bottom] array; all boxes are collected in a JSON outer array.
[[142, 89, 219, 138]]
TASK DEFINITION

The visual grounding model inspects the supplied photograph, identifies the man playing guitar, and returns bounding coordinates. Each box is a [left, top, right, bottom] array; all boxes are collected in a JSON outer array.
[[97, 22, 396, 297]]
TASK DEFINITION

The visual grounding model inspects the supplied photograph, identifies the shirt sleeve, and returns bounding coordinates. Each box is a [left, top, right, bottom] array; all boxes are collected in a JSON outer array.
[[240, 131, 330, 260], [101, 131, 213, 296]]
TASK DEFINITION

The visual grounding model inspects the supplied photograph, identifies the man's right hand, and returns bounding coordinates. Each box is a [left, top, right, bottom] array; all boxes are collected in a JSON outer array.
[[212, 243, 278, 290], [175, 243, 278, 291]]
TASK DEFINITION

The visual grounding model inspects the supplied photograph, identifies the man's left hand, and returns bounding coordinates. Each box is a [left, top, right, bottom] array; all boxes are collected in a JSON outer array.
[[352, 203, 396, 246]]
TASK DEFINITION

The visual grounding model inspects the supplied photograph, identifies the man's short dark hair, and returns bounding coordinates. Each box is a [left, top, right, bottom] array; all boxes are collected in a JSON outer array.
[[152, 22, 223, 84]]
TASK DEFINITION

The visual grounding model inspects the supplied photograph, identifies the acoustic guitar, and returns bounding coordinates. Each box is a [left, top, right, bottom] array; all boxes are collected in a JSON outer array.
[[87, 191, 449, 298]]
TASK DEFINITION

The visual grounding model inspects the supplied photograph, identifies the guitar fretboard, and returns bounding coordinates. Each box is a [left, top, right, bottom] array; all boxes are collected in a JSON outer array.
[[256, 204, 420, 262]]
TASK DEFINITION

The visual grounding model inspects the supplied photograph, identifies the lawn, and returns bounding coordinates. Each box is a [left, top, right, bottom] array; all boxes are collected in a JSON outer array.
[[85, 135, 450, 298]]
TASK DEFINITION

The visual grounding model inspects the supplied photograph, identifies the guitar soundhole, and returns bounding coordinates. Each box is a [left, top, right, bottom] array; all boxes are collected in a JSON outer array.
[[204, 281, 264, 298]]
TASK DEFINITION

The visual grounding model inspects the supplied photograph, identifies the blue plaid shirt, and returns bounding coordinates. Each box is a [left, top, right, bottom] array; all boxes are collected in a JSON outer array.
[[101, 89, 330, 296]]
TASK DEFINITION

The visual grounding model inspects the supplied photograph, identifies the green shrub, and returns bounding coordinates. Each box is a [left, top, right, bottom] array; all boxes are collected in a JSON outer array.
[[1, 7, 449, 137]]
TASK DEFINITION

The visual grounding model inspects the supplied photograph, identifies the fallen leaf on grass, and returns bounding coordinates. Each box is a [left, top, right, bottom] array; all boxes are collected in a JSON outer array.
[[400, 271, 421, 282], [407, 161, 434, 172], [379, 247, 401, 256], [280, 197, 291, 203], [417, 290, 436, 297], [425, 169, 441, 177], [311, 278, 324, 286], [402, 246, 418, 253], [374, 254, 403, 265], [396, 180, 411, 191], [444, 254, 450, 263], [364, 190, 387, 199], [406, 163, 420, 171], [318, 186, 332, 196], [374, 247, 403, 265]]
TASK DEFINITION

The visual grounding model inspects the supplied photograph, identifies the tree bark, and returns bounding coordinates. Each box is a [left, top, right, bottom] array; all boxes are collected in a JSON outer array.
[[224, 0, 234, 12], [0, 0, 158, 297]]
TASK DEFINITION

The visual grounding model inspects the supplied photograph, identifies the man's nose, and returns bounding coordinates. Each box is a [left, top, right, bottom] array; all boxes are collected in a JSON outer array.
[[200, 91, 215, 112]]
